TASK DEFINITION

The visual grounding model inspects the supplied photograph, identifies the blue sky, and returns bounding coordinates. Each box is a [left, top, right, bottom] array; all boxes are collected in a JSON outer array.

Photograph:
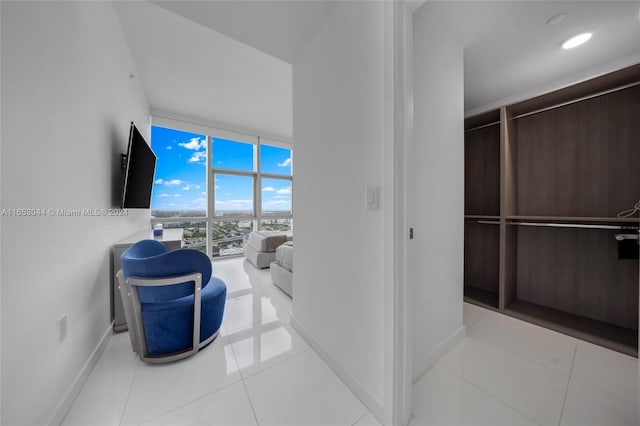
[[150, 126, 291, 213]]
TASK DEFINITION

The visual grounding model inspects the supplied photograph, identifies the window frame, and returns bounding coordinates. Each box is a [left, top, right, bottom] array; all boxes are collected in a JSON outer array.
[[149, 115, 292, 259]]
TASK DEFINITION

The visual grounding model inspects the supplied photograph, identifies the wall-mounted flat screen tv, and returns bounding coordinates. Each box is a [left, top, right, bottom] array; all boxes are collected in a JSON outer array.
[[121, 122, 156, 209]]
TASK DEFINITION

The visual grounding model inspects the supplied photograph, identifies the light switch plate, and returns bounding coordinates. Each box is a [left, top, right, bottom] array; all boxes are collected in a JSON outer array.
[[366, 186, 378, 210]]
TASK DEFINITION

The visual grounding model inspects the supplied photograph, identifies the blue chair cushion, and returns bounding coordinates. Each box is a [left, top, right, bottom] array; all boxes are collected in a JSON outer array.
[[120, 240, 226, 356], [141, 277, 226, 355]]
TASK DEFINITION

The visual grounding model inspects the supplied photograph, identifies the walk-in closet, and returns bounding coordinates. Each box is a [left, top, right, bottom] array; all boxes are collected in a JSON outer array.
[[464, 63, 640, 356]]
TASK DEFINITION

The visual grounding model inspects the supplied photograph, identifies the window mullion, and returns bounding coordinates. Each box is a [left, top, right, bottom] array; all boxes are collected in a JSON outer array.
[[207, 135, 214, 258], [256, 138, 262, 230]]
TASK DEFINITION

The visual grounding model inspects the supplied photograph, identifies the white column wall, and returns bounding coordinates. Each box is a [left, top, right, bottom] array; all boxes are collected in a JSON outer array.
[[1, 2, 150, 424], [292, 1, 389, 418], [410, 3, 466, 380]]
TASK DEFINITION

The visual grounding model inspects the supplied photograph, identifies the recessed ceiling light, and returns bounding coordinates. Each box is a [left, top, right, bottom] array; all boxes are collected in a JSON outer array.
[[562, 32, 592, 49], [547, 13, 566, 26]]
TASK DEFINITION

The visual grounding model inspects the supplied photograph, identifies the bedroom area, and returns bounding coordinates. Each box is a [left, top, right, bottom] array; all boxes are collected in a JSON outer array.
[[2, 1, 638, 425]]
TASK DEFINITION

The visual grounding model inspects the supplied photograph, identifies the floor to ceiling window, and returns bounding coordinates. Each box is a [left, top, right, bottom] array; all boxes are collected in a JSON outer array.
[[149, 126, 207, 252], [259, 143, 293, 232], [150, 120, 292, 258]]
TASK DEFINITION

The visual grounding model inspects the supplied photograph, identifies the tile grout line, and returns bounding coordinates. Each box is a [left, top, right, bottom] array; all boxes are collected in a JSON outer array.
[[350, 411, 368, 426], [471, 308, 579, 376], [570, 376, 639, 408], [218, 259, 299, 425], [557, 340, 578, 426], [470, 315, 578, 376], [452, 324, 575, 425], [227, 338, 261, 426], [493, 343, 574, 377], [131, 330, 255, 425], [125, 335, 245, 425], [118, 357, 141, 426], [239, 346, 312, 381], [240, 376, 261, 426], [137, 378, 245, 425], [439, 365, 542, 426]]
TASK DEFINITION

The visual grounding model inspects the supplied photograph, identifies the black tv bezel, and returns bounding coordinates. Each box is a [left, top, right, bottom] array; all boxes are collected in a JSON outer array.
[[121, 122, 157, 209]]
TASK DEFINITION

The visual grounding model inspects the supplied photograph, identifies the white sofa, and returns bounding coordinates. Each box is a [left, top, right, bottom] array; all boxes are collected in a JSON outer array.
[[243, 231, 292, 268], [270, 241, 293, 296]]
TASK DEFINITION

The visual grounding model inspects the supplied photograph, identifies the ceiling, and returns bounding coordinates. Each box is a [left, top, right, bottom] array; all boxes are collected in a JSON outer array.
[[113, 1, 296, 140], [115, 1, 640, 136], [422, 1, 640, 114], [150, 1, 339, 64]]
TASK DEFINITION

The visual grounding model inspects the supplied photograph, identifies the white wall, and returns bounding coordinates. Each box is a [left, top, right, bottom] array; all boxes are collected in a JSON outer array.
[[410, 3, 466, 380], [1, 2, 150, 424], [292, 1, 389, 418]]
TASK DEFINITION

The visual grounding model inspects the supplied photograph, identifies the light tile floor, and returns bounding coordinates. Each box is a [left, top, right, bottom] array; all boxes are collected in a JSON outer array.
[[63, 258, 638, 426], [63, 257, 377, 426], [411, 303, 639, 426]]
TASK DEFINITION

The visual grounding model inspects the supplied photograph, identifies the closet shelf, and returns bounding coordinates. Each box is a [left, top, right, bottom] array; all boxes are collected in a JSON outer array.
[[463, 287, 499, 310], [465, 215, 500, 220], [505, 300, 638, 357]]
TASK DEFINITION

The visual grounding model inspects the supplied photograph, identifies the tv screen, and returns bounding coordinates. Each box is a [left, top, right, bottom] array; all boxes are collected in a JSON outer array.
[[121, 122, 157, 209]]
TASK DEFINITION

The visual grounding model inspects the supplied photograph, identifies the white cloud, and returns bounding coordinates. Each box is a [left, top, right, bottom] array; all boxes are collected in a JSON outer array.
[[179, 137, 206, 150], [166, 146, 173, 150], [263, 185, 291, 195], [276, 186, 291, 195], [278, 158, 292, 167], [192, 198, 207, 205], [188, 151, 206, 163], [158, 193, 181, 198], [182, 184, 204, 191], [155, 179, 183, 186]]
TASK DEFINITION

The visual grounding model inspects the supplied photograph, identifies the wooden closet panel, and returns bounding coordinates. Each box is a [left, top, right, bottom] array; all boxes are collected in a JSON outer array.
[[515, 86, 640, 217], [501, 224, 518, 309], [508, 64, 640, 118], [515, 226, 639, 330], [464, 222, 500, 294], [465, 124, 500, 215]]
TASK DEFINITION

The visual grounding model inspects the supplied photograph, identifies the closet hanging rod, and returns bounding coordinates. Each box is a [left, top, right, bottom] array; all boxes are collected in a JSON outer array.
[[615, 233, 639, 241], [507, 221, 638, 230], [513, 81, 640, 120], [464, 121, 500, 133], [476, 220, 500, 225]]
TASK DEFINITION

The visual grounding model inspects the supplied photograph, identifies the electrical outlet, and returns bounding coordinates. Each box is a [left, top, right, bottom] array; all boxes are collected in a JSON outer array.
[[57, 314, 67, 343]]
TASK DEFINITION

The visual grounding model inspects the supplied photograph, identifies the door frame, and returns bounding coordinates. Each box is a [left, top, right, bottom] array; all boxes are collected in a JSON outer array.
[[386, 1, 425, 425]]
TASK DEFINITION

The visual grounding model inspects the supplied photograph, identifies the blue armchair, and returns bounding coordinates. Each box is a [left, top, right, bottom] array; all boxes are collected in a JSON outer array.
[[116, 240, 226, 363]]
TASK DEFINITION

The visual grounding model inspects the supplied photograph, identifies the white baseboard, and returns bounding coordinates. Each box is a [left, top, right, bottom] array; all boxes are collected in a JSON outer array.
[[290, 315, 384, 423], [48, 323, 113, 426], [412, 325, 466, 383]]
